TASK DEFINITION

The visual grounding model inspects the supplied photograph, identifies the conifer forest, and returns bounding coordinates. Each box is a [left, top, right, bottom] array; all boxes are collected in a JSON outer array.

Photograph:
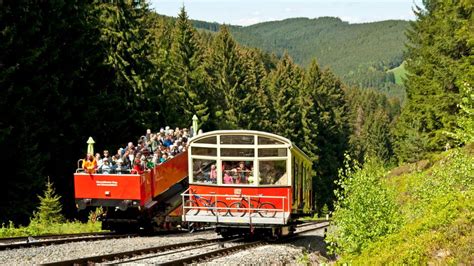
[[0, 0, 473, 263]]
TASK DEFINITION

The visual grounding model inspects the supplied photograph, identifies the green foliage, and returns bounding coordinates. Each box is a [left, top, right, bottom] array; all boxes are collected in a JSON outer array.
[[326, 156, 402, 255], [169, 7, 211, 128], [394, 0, 472, 161], [31, 179, 65, 225], [0, 220, 102, 238], [453, 82, 474, 144], [343, 148, 474, 264], [345, 87, 400, 164], [321, 204, 329, 218]]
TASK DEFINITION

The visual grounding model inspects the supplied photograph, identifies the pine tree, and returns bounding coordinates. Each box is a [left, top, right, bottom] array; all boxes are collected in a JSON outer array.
[[394, 0, 472, 161], [363, 109, 393, 162], [169, 7, 211, 128], [234, 49, 273, 131], [270, 53, 304, 140], [207, 25, 244, 128], [306, 66, 350, 210], [32, 179, 64, 225]]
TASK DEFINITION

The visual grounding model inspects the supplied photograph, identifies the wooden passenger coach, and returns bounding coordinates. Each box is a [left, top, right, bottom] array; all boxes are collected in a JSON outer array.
[[182, 130, 313, 237]]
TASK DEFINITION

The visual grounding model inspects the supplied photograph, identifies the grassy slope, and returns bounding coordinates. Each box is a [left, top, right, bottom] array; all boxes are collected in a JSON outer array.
[[346, 145, 474, 264], [388, 61, 408, 85]]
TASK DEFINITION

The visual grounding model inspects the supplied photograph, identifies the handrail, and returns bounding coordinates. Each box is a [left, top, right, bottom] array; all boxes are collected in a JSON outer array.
[[182, 191, 289, 225]]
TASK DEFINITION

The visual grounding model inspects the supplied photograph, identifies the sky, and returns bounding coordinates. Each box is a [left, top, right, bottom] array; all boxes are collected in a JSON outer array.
[[150, 0, 424, 26]]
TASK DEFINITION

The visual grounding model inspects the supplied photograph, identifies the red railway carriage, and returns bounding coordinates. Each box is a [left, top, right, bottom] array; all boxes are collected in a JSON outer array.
[[181, 130, 313, 238], [74, 152, 189, 232]]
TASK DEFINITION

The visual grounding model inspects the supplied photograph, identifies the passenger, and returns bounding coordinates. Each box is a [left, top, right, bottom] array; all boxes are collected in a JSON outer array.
[[99, 158, 112, 174], [223, 171, 233, 184], [152, 150, 161, 165], [82, 153, 97, 174], [103, 150, 110, 161], [145, 129, 152, 141], [209, 164, 217, 183], [115, 159, 126, 174], [163, 134, 173, 147], [248, 167, 255, 184], [160, 153, 168, 163], [237, 162, 248, 184], [231, 169, 240, 184], [150, 134, 159, 152], [146, 157, 154, 169], [95, 153, 102, 168], [130, 158, 143, 174]]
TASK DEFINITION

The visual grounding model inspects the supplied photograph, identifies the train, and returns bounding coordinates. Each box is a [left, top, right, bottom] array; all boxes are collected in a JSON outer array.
[[74, 130, 313, 237]]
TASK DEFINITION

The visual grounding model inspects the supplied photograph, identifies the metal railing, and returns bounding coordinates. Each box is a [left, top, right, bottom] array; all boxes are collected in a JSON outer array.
[[181, 188, 289, 225]]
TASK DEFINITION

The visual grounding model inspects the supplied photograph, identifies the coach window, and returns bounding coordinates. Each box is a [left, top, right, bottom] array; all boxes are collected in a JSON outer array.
[[221, 148, 254, 157], [192, 159, 217, 184], [191, 147, 217, 156], [259, 160, 287, 185], [222, 161, 254, 185], [258, 136, 284, 145], [220, 135, 254, 145], [195, 136, 217, 144], [258, 148, 287, 157]]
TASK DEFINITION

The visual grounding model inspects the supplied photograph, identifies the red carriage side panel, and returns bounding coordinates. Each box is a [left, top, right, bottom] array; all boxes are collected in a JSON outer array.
[[152, 152, 189, 198], [74, 173, 142, 201]]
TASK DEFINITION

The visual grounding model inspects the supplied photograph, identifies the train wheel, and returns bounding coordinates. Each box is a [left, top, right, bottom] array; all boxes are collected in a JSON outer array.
[[184, 200, 200, 215], [211, 201, 229, 216], [258, 202, 277, 218], [228, 202, 246, 217]]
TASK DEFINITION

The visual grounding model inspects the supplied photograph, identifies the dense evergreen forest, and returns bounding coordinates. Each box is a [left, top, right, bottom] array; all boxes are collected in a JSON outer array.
[[0, 0, 471, 238], [190, 16, 409, 99]]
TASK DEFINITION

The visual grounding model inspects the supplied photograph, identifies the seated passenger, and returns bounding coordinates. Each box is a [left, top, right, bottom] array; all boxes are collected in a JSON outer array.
[[115, 159, 127, 174], [82, 153, 97, 174], [223, 171, 233, 184], [99, 158, 112, 174], [160, 153, 168, 163], [95, 153, 102, 168], [130, 158, 144, 174]]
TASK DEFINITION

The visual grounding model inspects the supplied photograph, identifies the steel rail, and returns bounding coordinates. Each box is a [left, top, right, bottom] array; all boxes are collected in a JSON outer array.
[[0, 233, 136, 251], [158, 222, 329, 265], [0, 232, 115, 244], [39, 222, 329, 265], [40, 237, 224, 266]]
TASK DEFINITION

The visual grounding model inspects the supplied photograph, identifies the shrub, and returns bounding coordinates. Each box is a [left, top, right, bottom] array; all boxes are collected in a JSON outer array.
[[326, 156, 402, 255]]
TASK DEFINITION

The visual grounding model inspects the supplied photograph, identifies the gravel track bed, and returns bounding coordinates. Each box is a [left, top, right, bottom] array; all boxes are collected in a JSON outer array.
[[203, 226, 331, 265], [116, 240, 243, 265], [0, 231, 216, 265]]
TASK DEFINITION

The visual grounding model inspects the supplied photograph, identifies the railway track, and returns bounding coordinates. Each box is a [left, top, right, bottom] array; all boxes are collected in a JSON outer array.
[[0, 232, 136, 251], [42, 221, 329, 265]]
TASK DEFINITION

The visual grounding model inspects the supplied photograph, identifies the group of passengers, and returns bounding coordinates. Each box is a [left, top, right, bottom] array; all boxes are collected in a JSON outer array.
[[197, 161, 254, 184], [82, 126, 190, 174]]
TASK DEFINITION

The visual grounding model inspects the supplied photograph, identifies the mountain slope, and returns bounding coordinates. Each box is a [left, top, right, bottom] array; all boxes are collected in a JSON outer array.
[[191, 17, 408, 98], [192, 17, 408, 77]]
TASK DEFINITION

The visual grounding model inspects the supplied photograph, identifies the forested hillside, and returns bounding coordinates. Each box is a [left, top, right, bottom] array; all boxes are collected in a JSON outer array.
[[2, 2, 398, 226], [190, 17, 408, 98]]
